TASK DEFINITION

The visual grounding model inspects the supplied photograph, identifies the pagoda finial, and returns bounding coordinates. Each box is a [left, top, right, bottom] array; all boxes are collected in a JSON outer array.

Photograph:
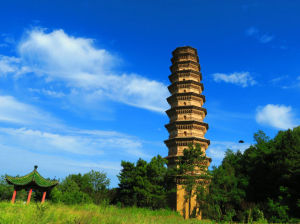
[[34, 165, 38, 170]]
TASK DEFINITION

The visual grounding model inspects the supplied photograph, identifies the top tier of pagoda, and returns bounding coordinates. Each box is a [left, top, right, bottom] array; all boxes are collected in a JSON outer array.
[[164, 46, 210, 160]]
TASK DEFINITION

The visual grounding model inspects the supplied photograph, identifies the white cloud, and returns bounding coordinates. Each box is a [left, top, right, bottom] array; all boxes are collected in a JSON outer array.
[[212, 72, 256, 87], [28, 88, 65, 98], [0, 55, 30, 76], [245, 27, 274, 44], [0, 94, 150, 158], [256, 104, 298, 129], [18, 29, 116, 86], [273, 76, 300, 89], [1, 28, 169, 112], [0, 127, 147, 157], [0, 95, 60, 128], [0, 127, 103, 156], [270, 75, 288, 84]]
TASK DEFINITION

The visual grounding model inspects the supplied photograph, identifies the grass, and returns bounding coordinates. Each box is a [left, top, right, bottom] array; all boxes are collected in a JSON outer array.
[[0, 201, 215, 224]]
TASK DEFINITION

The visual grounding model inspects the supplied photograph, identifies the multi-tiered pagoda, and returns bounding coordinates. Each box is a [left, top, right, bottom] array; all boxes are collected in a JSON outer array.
[[164, 46, 210, 218]]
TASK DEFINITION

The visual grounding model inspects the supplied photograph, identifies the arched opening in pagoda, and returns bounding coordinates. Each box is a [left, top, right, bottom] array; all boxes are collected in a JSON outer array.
[[5, 165, 58, 204]]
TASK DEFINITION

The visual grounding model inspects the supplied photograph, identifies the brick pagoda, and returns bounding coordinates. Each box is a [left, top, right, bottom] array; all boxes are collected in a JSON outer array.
[[164, 46, 210, 218]]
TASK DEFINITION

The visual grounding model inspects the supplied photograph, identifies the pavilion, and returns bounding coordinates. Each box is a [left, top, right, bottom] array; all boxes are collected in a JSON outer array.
[[5, 166, 58, 204]]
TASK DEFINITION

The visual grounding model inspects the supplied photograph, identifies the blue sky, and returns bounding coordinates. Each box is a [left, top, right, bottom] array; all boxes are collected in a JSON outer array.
[[0, 0, 299, 187]]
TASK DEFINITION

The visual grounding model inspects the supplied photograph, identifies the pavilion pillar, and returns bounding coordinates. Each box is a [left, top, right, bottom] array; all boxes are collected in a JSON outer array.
[[27, 189, 32, 204], [41, 191, 46, 204], [11, 190, 17, 204]]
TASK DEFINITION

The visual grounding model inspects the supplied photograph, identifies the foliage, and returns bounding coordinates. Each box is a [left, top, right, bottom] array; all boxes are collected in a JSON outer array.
[[49, 170, 110, 205], [205, 126, 300, 222], [0, 176, 13, 201], [117, 155, 170, 209], [175, 143, 211, 218]]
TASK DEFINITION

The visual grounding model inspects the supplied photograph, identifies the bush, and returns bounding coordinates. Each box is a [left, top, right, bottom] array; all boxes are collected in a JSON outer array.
[[49, 170, 110, 205]]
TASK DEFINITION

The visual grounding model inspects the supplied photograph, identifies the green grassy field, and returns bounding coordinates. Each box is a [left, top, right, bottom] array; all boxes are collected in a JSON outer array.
[[0, 201, 214, 224]]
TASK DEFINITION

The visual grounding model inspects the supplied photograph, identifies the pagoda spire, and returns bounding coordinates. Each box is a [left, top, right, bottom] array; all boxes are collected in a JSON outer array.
[[164, 46, 210, 218]]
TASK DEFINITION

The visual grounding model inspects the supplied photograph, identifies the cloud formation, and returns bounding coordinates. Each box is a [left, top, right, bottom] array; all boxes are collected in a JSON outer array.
[[0, 95, 60, 128], [0, 94, 150, 185], [0, 28, 169, 113], [281, 76, 300, 89], [245, 27, 274, 44], [0, 94, 149, 157], [256, 104, 298, 129], [212, 72, 256, 87], [0, 55, 29, 76], [0, 127, 147, 158]]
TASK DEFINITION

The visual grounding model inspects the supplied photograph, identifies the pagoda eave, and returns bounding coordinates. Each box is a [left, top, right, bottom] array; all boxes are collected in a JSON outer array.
[[166, 106, 207, 117], [168, 70, 202, 82], [164, 137, 210, 146], [171, 53, 199, 64], [168, 80, 204, 92], [166, 93, 206, 104], [165, 154, 212, 163], [165, 121, 209, 132], [170, 61, 201, 73]]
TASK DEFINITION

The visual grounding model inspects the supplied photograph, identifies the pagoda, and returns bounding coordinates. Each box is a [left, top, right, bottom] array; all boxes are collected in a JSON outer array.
[[6, 166, 58, 204], [164, 46, 210, 218]]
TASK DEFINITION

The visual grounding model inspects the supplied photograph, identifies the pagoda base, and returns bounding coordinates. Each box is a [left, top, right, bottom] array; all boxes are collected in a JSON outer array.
[[167, 184, 203, 219]]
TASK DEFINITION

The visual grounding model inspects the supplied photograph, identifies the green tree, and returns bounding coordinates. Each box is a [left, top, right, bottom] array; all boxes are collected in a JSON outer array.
[[49, 170, 110, 205], [117, 161, 137, 206], [85, 170, 110, 204], [207, 127, 300, 222], [117, 155, 169, 209], [0, 175, 13, 201], [50, 176, 92, 204], [175, 144, 211, 218], [207, 150, 248, 222]]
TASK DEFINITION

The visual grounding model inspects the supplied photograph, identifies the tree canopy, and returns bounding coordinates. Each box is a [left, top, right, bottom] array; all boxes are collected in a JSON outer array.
[[205, 126, 300, 223], [117, 155, 170, 209]]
